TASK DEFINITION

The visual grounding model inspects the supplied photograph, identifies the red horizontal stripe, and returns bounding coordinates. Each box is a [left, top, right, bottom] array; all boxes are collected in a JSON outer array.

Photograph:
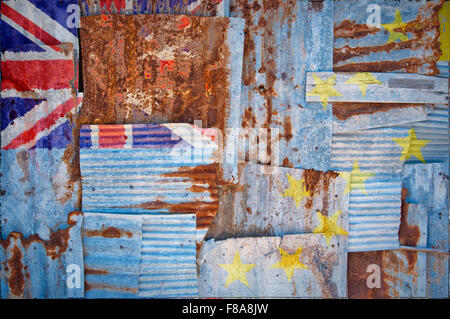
[[1, 3, 61, 48], [4, 97, 76, 149], [1, 60, 74, 91], [99, 125, 125, 148]]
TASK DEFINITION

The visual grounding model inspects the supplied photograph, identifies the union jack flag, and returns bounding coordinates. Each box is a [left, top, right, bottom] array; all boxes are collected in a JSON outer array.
[[1, 0, 81, 149]]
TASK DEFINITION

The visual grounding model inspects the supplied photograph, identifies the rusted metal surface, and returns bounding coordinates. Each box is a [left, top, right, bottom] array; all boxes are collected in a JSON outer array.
[[0, 211, 84, 298], [198, 234, 347, 298], [80, 0, 227, 17], [229, 0, 335, 171], [206, 163, 349, 241], [82, 213, 141, 298], [79, 13, 243, 141], [80, 123, 218, 245]]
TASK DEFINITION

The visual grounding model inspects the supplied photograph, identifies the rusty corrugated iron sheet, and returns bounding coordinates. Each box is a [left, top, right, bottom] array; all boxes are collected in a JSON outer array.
[[206, 163, 349, 241], [347, 162, 448, 298], [82, 212, 142, 298], [0, 211, 84, 298], [228, 0, 334, 171], [198, 234, 347, 298], [80, 0, 227, 17], [80, 123, 218, 245]]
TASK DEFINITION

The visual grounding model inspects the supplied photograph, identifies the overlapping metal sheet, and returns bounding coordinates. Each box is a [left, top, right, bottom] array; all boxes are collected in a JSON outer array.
[[228, 0, 334, 171], [347, 162, 448, 298], [206, 163, 349, 240], [198, 234, 347, 298], [0, 211, 84, 298], [80, 123, 218, 245]]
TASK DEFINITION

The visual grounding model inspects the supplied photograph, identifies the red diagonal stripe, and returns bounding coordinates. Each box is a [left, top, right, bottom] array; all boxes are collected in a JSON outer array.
[[1, 60, 74, 91], [3, 97, 76, 150], [1, 2, 61, 48]]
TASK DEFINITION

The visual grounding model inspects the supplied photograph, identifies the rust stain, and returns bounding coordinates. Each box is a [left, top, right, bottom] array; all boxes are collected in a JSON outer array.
[[83, 226, 133, 239], [16, 150, 30, 183], [303, 170, 339, 210], [241, 107, 257, 128], [0, 211, 82, 261], [282, 157, 294, 168], [84, 268, 110, 275], [308, 0, 323, 13], [334, 19, 379, 39], [334, 0, 445, 75], [84, 281, 138, 293], [282, 116, 293, 142], [332, 103, 425, 121], [8, 245, 24, 297]]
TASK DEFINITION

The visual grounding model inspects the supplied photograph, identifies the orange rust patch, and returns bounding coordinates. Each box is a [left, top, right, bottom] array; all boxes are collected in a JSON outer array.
[[334, 19, 380, 39], [85, 268, 110, 275], [8, 245, 24, 297], [83, 226, 133, 239]]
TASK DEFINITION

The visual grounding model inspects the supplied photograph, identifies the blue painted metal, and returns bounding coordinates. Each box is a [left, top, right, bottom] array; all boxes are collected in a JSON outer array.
[[82, 213, 142, 298], [0, 211, 84, 298], [229, 0, 334, 171], [402, 163, 448, 298], [198, 234, 347, 298], [139, 214, 197, 298]]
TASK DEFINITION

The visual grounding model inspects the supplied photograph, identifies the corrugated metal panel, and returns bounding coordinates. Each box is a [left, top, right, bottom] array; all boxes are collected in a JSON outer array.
[[80, 0, 228, 17], [80, 123, 218, 244], [139, 214, 197, 298], [229, 0, 334, 171], [82, 213, 142, 298], [331, 126, 412, 252], [206, 163, 349, 241], [198, 234, 347, 298], [0, 211, 84, 298]]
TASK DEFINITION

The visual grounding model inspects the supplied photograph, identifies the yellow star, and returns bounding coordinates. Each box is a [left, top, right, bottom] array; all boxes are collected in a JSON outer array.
[[281, 173, 311, 208], [339, 160, 375, 195], [344, 73, 382, 97], [306, 74, 343, 110], [392, 127, 430, 163], [270, 247, 308, 282], [218, 251, 255, 288], [313, 211, 348, 246], [381, 9, 408, 44]]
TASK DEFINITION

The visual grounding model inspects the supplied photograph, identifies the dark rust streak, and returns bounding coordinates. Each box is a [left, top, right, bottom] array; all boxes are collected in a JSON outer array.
[[8, 245, 24, 297], [333, 103, 425, 121], [85, 268, 110, 275], [302, 170, 339, 210], [334, 19, 379, 39]]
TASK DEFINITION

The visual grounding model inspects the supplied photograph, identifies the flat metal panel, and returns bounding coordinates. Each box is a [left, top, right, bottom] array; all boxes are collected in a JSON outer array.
[[206, 163, 349, 241], [139, 214, 198, 298], [82, 213, 142, 298], [198, 234, 347, 298], [306, 72, 448, 104], [0, 211, 84, 299], [229, 0, 334, 171], [80, 123, 218, 245]]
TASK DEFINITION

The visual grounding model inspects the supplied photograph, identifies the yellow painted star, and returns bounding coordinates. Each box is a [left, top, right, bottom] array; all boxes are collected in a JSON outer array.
[[392, 127, 430, 163], [344, 73, 382, 97], [218, 251, 255, 288], [381, 9, 408, 44], [313, 211, 348, 246], [339, 160, 375, 195], [306, 74, 343, 110], [270, 247, 308, 282], [281, 173, 311, 208]]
